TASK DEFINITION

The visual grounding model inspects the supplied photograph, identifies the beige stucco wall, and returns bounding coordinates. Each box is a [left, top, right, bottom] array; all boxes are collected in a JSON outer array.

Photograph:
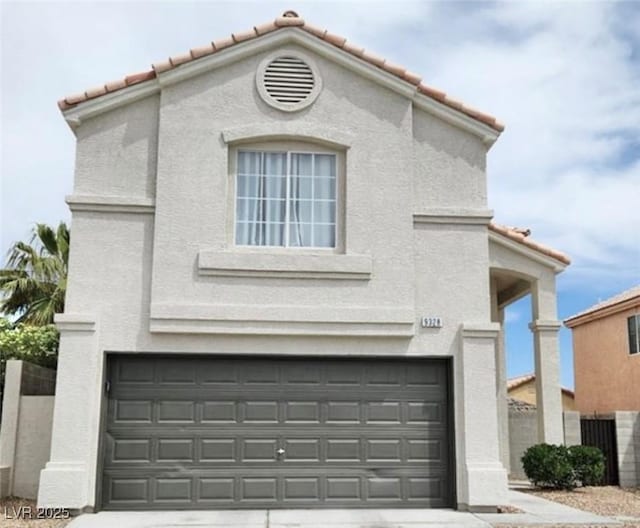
[[40, 32, 510, 511], [509, 380, 576, 411], [13, 397, 55, 498], [573, 306, 640, 414], [0, 361, 55, 500]]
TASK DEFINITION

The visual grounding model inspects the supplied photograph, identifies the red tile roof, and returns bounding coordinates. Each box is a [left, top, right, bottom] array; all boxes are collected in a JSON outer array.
[[507, 374, 575, 398], [57, 10, 504, 132], [489, 222, 571, 265]]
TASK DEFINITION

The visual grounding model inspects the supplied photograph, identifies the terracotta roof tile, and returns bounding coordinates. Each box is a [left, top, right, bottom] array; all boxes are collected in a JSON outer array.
[[84, 85, 108, 99], [152, 60, 172, 74], [382, 60, 406, 77], [212, 35, 234, 51], [507, 374, 575, 398], [125, 70, 155, 85], [342, 41, 365, 58], [232, 28, 258, 43], [190, 44, 215, 60], [489, 222, 570, 265], [57, 10, 504, 132], [169, 52, 192, 68], [403, 70, 422, 86], [565, 285, 640, 324], [324, 31, 347, 48], [301, 22, 326, 39], [254, 21, 278, 36], [275, 15, 304, 27], [104, 78, 127, 92], [361, 50, 386, 68]]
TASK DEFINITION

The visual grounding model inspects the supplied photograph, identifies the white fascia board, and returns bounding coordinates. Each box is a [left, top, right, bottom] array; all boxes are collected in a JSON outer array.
[[411, 96, 500, 146], [61, 80, 160, 131], [489, 231, 568, 273]]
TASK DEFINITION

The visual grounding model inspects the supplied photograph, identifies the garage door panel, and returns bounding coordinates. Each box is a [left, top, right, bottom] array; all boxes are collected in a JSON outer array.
[[102, 356, 452, 509]]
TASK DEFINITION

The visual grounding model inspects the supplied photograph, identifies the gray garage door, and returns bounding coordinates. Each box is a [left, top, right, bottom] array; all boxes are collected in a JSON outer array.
[[101, 355, 453, 509]]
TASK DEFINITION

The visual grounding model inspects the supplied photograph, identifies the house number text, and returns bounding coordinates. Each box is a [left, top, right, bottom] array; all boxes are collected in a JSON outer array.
[[421, 317, 443, 328]]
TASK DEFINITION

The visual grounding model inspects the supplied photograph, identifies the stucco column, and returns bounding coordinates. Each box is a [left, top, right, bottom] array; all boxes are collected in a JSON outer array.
[[38, 314, 99, 510], [495, 308, 510, 471], [490, 279, 510, 472], [530, 275, 564, 444], [457, 323, 508, 511]]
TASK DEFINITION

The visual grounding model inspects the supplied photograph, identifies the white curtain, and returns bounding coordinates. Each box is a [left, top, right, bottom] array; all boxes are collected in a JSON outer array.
[[236, 151, 336, 247], [236, 152, 286, 246]]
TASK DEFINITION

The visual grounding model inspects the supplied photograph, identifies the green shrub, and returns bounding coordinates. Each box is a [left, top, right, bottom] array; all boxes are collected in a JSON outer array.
[[521, 443, 576, 489], [569, 445, 605, 486]]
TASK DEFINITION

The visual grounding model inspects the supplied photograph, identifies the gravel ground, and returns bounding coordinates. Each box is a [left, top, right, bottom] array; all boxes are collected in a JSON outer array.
[[502, 486, 640, 528], [528, 486, 640, 519], [0, 499, 70, 528]]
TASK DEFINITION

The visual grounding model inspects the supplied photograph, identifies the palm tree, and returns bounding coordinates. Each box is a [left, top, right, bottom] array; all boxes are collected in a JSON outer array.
[[0, 222, 69, 325]]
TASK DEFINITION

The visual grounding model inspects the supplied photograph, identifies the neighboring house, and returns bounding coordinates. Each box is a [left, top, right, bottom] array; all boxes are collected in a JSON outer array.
[[38, 11, 570, 513], [565, 285, 640, 414], [507, 374, 576, 411]]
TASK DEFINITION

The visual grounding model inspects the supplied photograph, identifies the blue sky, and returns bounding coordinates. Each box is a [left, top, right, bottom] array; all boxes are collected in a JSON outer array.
[[1, 1, 639, 388]]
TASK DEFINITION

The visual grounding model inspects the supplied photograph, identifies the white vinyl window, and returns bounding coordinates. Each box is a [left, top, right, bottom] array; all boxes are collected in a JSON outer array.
[[235, 150, 337, 248]]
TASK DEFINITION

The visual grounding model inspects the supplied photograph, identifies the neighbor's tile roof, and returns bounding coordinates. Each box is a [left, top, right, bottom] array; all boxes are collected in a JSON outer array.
[[57, 10, 504, 132], [565, 284, 640, 324], [507, 374, 536, 391], [489, 222, 571, 265], [507, 374, 575, 398]]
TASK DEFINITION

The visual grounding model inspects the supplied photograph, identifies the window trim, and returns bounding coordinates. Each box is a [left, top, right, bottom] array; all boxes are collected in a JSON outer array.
[[628, 314, 640, 356], [228, 140, 345, 253]]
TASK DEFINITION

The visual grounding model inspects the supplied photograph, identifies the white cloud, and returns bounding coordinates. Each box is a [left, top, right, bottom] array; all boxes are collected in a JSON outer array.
[[1, 1, 639, 286]]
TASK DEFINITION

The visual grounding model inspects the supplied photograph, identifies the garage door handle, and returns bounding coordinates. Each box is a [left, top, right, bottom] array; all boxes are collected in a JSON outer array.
[[276, 448, 285, 456]]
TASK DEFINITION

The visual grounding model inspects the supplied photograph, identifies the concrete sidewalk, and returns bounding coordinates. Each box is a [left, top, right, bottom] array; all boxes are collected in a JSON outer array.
[[67, 490, 622, 527], [476, 489, 622, 526]]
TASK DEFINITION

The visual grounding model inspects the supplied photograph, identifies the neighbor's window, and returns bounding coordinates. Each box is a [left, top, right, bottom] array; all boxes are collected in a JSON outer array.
[[628, 315, 640, 355], [235, 150, 336, 248]]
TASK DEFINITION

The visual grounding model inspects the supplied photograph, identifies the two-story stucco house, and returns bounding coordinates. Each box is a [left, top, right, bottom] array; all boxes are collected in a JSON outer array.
[[38, 11, 571, 512], [565, 285, 640, 414]]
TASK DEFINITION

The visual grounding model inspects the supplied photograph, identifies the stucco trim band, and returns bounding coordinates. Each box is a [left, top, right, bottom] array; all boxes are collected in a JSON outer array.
[[221, 123, 353, 149], [460, 322, 501, 339], [528, 319, 562, 332], [54, 314, 97, 333], [66, 195, 155, 214], [413, 208, 494, 226], [198, 250, 371, 279], [149, 303, 414, 336]]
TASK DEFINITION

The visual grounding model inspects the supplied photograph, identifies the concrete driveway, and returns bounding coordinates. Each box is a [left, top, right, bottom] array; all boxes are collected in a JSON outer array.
[[67, 491, 622, 527], [67, 508, 489, 528]]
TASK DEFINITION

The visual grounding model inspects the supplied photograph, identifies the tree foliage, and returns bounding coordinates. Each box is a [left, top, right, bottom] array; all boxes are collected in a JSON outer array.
[[0, 318, 59, 390], [0, 222, 69, 325]]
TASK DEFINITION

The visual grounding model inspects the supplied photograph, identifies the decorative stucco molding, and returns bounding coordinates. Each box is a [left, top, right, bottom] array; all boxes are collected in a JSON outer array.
[[221, 122, 353, 149], [54, 314, 97, 333], [528, 319, 562, 333], [460, 322, 501, 339], [198, 250, 371, 280], [149, 303, 414, 336], [66, 195, 155, 214], [413, 208, 494, 226]]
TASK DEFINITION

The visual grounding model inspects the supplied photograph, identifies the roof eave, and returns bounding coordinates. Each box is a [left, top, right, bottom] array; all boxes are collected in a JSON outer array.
[[564, 295, 640, 328], [488, 231, 570, 273], [59, 28, 502, 144]]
